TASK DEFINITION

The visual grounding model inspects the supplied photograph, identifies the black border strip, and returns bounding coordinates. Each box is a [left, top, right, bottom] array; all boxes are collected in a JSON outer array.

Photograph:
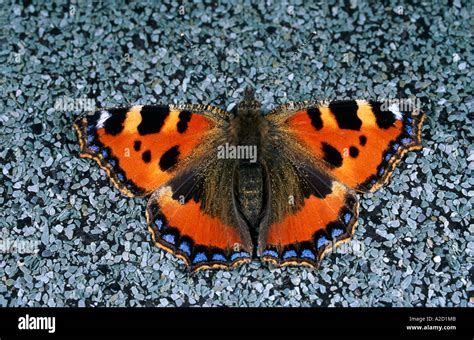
[[0, 307, 471, 339]]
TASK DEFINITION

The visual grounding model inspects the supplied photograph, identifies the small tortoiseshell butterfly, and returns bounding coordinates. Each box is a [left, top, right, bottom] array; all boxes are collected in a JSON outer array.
[[74, 87, 424, 272]]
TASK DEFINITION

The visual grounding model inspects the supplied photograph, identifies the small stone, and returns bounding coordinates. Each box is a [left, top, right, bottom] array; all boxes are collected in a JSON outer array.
[[154, 84, 162, 95], [27, 184, 39, 193], [291, 276, 301, 285], [458, 62, 466, 71], [42, 250, 52, 258], [254, 282, 264, 293]]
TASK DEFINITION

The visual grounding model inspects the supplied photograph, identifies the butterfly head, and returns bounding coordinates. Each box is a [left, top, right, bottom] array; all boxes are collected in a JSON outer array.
[[237, 86, 261, 115]]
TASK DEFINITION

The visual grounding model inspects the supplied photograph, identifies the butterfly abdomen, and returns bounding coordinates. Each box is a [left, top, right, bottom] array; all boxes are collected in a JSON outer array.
[[235, 162, 264, 243]]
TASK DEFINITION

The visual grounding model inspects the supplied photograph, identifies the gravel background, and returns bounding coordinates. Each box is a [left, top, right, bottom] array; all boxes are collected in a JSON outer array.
[[0, 0, 472, 307]]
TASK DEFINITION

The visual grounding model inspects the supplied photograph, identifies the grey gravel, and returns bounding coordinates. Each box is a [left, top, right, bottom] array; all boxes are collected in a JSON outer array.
[[0, 1, 472, 307]]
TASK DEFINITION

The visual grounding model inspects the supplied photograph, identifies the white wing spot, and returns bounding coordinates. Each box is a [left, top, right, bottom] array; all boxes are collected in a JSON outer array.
[[96, 110, 111, 128], [388, 103, 403, 120]]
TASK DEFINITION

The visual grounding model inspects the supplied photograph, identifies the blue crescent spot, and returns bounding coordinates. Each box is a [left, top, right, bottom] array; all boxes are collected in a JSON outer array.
[[282, 250, 297, 260], [101, 149, 109, 158], [331, 228, 344, 238], [162, 234, 175, 245], [117, 173, 125, 181], [385, 153, 392, 161], [212, 253, 227, 262], [378, 167, 385, 176], [179, 242, 191, 255], [406, 117, 413, 124], [344, 213, 352, 224], [87, 124, 94, 132], [230, 252, 250, 261], [193, 252, 207, 264], [154, 219, 163, 230], [405, 126, 413, 134], [392, 143, 399, 152], [87, 135, 94, 143], [262, 249, 279, 258], [316, 236, 329, 249], [109, 159, 116, 167], [90, 145, 99, 152], [301, 249, 316, 260], [401, 138, 412, 144]]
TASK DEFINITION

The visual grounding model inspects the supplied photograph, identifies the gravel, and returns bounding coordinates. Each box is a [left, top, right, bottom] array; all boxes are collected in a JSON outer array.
[[0, 1, 472, 307]]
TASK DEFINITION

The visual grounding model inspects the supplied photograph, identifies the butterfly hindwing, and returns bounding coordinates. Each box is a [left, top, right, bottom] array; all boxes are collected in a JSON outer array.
[[74, 104, 229, 197], [258, 145, 359, 267], [267, 100, 424, 192], [146, 148, 253, 271]]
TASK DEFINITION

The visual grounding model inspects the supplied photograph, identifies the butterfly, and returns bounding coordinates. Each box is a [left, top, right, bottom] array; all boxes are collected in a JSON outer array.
[[74, 87, 424, 272]]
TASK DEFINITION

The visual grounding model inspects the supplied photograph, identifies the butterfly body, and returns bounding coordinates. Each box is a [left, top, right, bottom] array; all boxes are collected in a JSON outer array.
[[74, 87, 424, 271], [236, 162, 264, 241], [231, 90, 267, 158]]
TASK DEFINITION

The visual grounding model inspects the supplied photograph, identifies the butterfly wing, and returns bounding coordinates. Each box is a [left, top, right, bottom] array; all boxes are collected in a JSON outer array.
[[258, 137, 359, 267], [74, 104, 230, 196], [146, 151, 253, 272], [76, 104, 252, 270], [266, 100, 424, 192], [258, 99, 424, 267]]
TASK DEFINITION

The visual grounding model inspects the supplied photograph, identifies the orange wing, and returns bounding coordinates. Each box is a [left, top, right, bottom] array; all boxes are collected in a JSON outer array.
[[268, 100, 424, 192], [76, 104, 252, 271], [74, 104, 228, 196], [146, 166, 253, 272], [259, 99, 424, 268], [258, 159, 359, 267]]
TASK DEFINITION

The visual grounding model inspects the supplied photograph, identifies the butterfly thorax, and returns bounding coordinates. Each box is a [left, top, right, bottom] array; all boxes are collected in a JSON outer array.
[[234, 108, 265, 148]]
